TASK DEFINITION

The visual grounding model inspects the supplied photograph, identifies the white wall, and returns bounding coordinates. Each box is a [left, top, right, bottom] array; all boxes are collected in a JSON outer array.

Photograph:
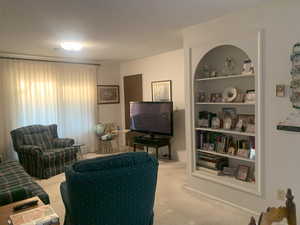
[[97, 62, 121, 127], [183, 0, 300, 217], [120, 49, 186, 161]]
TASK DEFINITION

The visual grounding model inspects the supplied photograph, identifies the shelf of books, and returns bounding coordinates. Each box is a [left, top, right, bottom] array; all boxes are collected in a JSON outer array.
[[191, 45, 260, 195]]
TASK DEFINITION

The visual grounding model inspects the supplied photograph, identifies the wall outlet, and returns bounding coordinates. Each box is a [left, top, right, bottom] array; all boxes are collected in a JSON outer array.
[[277, 189, 286, 201]]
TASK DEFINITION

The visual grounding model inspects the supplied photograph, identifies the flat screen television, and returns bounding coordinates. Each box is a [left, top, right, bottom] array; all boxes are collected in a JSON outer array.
[[130, 101, 173, 136]]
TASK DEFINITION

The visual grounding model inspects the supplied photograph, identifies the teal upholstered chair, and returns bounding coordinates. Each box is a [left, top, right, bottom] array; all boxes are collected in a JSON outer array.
[[60, 152, 159, 225]]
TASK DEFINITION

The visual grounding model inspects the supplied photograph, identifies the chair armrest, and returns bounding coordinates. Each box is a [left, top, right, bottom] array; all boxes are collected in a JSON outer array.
[[0, 187, 33, 206], [18, 145, 43, 155], [53, 138, 75, 148], [60, 182, 70, 212]]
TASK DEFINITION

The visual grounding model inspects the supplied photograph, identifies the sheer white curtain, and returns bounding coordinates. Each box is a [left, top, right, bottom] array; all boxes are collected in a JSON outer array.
[[0, 59, 97, 159]]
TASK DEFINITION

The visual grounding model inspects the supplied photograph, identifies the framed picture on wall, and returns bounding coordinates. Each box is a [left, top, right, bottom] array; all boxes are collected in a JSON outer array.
[[97, 85, 120, 104], [151, 80, 172, 102]]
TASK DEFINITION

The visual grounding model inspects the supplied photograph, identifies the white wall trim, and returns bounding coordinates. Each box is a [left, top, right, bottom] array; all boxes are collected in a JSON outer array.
[[184, 184, 260, 217], [0, 51, 101, 65]]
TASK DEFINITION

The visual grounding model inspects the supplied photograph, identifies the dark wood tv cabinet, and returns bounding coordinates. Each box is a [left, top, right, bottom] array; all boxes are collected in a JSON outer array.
[[133, 136, 171, 160]]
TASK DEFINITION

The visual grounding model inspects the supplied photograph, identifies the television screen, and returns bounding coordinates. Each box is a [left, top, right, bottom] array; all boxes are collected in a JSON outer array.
[[130, 101, 173, 136]]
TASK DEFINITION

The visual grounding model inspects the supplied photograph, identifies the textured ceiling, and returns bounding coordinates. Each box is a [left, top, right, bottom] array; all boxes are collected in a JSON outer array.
[[0, 0, 271, 61]]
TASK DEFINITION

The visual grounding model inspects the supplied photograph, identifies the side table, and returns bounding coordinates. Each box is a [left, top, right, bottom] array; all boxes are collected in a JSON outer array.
[[0, 197, 44, 225]]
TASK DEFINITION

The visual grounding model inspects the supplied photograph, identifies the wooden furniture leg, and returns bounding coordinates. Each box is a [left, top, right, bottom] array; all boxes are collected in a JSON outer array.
[[156, 147, 159, 160], [168, 143, 171, 160]]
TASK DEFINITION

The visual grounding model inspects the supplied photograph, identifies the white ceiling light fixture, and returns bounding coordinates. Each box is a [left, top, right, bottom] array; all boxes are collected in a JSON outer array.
[[60, 42, 83, 51]]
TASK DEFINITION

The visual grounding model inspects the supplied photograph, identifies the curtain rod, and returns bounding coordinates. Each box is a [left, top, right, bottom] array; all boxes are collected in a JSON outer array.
[[0, 55, 101, 66]]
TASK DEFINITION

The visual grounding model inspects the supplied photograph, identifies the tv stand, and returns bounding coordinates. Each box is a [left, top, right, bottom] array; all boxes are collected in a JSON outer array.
[[133, 136, 171, 160]]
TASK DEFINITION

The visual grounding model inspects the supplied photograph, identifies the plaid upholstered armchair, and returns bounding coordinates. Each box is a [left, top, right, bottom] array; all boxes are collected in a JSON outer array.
[[11, 124, 79, 179]]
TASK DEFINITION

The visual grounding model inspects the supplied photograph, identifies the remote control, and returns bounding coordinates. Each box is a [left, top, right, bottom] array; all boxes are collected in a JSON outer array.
[[13, 200, 38, 211]]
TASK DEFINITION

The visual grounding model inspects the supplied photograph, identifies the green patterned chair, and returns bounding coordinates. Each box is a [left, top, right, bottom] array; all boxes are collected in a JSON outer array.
[[60, 152, 158, 225], [11, 124, 79, 179], [0, 160, 49, 206]]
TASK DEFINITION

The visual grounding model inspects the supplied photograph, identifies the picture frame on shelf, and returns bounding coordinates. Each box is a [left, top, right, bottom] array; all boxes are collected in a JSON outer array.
[[236, 165, 249, 181], [237, 114, 255, 133], [151, 80, 172, 102], [222, 108, 237, 119], [211, 116, 221, 129], [97, 85, 120, 104]]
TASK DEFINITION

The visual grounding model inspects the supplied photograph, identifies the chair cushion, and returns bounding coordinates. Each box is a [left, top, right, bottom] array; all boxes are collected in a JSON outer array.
[[73, 152, 153, 173], [41, 147, 78, 162], [23, 131, 53, 150]]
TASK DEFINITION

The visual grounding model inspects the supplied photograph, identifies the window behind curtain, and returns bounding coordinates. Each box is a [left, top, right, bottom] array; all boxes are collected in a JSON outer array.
[[0, 59, 97, 159]]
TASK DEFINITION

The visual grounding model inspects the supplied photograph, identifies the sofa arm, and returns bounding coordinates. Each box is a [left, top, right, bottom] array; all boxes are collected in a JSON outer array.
[[60, 182, 72, 225], [18, 145, 43, 155], [53, 138, 75, 148], [0, 187, 33, 206]]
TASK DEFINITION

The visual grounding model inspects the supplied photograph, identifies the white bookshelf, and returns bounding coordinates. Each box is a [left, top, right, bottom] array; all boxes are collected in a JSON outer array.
[[190, 44, 261, 196], [197, 149, 255, 163], [195, 127, 255, 137], [193, 169, 257, 194], [195, 73, 254, 81], [195, 102, 255, 106]]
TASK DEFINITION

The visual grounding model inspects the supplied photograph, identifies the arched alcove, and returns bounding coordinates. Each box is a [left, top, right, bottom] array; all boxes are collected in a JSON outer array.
[[195, 45, 252, 79]]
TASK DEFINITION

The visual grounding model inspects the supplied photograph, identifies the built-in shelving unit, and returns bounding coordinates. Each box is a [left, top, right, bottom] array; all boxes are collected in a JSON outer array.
[[195, 73, 254, 81], [193, 169, 257, 194], [195, 127, 255, 137], [195, 102, 255, 106], [190, 44, 261, 196], [197, 149, 255, 163]]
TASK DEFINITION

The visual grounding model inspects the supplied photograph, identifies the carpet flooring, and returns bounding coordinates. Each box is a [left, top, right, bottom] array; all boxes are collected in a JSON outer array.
[[36, 153, 252, 225]]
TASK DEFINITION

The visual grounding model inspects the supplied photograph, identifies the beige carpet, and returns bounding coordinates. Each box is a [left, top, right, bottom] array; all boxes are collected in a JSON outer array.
[[36, 153, 252, 225]]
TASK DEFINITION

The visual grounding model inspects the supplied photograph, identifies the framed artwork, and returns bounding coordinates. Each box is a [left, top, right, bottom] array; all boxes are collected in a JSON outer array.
[[97, 85, 120, 104], [276, 85, 286, 97], [151, 80, 172, 102]]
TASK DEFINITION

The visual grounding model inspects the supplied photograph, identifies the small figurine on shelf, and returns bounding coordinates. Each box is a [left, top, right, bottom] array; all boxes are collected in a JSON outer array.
[[222, 56, 235, 76], [198, 63, 211, 78], [222, 108, 237, 130], [198, 92, 206, 102], [210, 70, 218, 77]]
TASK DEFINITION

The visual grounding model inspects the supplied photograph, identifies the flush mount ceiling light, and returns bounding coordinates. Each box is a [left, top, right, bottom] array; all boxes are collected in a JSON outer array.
[[60, 42, 83, 51]]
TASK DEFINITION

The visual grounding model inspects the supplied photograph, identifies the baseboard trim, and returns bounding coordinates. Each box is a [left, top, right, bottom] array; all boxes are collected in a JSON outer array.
[[183, 184, 260, 216]]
